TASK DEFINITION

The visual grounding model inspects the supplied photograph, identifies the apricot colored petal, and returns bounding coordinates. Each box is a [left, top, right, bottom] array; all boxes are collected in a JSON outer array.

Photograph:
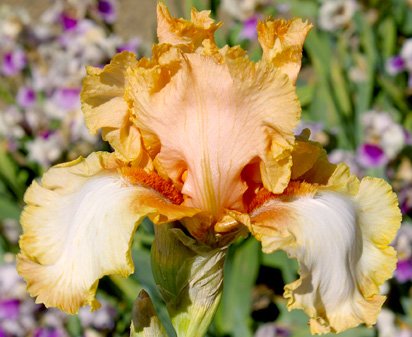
[[81, 52, 142, 162], [17, 152, 198, 314], [130, 53, 300, 217], [258, 18, 312, 84], [250, 178, 400, 334], [156, 3, 220, 49]]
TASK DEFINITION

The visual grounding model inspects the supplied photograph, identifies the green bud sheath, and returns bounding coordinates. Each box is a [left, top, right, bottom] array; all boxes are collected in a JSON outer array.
[[151, 223, 228, 337]]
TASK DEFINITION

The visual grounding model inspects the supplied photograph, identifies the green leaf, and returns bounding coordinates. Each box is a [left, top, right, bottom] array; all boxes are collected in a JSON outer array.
[[379, 17, 397, 59], [330, 57, 352, 118], [0, 148, 26, 200], [0, 197, 21, 220], [377, 75, 409, 116], [353, 13, 378, 148], [214, 237, 260, 337], [66, 316, 82, 337], [296, 85, 314, 108]]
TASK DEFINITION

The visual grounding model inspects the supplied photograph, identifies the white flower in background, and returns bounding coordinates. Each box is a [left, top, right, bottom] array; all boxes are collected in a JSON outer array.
[[362, 111, 405, 160], [1, 219, 21, 244], [329, 149, 364, 177], [0, 5, 29, 45], [222, 0, 268, 21], [0, 262, 27, 300], [401, 39, 412, 72], [377, 309, 398, 337], [254, 323, 290, 337], [0, 106, 24, 140], [319, 0, 357, 32], [377, 309, 412, 337], [393, 223, 412, 261], [26, 132, 64, 167], [79, 300, 117, 330]]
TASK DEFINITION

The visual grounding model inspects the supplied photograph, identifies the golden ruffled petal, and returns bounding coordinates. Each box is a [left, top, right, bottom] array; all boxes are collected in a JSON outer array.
[[18, 152, 198, 314], [250, 174, 401, 334], [156, 3, 221, 49], [258, 18, 312, 84], [81, 52, 142, 162], [290, 132, 336, 184], [129, 51, 300, 218]]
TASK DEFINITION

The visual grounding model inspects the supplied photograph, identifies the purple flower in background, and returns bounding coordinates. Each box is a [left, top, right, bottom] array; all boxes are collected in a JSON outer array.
[[254, 324, 291, 337], [59, 13, 78, 31], [357, 143, 387, 168], [275, 326, 291, 337], [79, 301, 117, 330], [0, 299, 20, 320], [386, 56, 405, 75], [33, 327, 61, 337], [399, 187, 412, 216], [404, 129, 412, 145], [51, 87, 80, 111], [0, 328, 6, 337], [16, 87, 36, 108], [240, 15, 259, 40], [97, 0, 117, 23], [116, 37, 141, 53], [1, 50, 26, 76], [395, 259, 412, 283]]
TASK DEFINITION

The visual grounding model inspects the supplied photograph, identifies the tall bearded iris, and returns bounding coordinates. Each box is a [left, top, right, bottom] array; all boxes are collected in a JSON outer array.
[[18, 4, 401, 336]]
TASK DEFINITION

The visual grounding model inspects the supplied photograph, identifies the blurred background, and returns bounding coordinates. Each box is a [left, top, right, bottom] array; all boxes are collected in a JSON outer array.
[[0, 0, 412, 336]]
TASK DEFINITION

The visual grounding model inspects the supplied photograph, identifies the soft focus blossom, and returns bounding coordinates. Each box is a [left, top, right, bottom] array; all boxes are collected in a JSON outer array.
[[393, 224, 412, 282], [1, 49, 26, 76], [16, 86, 37, 108], [96, 0, 117, 23], [16, 5, 402, 336], [0, 106, 24, 141], [386, 56, 406, 75], [360, 111, 405, 165], [377, 309, 412, 337], [357, 143, 387, 168], [318, 0, 357, 32], [222, 0, 268, 21], [116, 37, 141, 53], [79, 300, 117, 330], [240, 15, 259, 40], [329, 149, 364, 177], [401, 39, 412, 72], [1, 219, 21, 244], [26, 132, 64, 167], [254, 323, 290, 337]]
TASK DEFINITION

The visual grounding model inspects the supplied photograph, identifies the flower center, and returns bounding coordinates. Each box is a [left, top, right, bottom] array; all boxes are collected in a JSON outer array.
[[120, 167, 184, 205]]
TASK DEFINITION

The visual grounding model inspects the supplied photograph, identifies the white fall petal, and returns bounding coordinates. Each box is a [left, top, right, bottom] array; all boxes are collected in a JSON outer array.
[[17, 153, 197, 314], [250, 178, 400, 334]]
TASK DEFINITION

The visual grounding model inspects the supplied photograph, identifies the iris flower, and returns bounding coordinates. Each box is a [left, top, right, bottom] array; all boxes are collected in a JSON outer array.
[[18, 4, 401, 335]]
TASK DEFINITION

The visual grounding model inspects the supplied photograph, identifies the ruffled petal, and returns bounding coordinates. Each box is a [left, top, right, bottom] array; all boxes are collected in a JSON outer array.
[[129, 52, 300, 218], [290, 131, 336, 184], [17, 152, 198, 314], [250, 177, 401, 334], [156, 3, 221, 49], [257, 18, 312, 84], [81, 52, 143, 162]]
